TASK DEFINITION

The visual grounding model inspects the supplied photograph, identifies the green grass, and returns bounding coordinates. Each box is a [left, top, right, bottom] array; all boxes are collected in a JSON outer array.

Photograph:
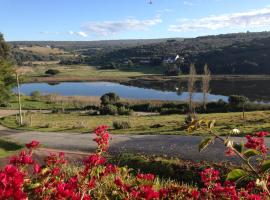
[[1, 110, 270, 135], [21, 65, 156, 82], [2, 96, 64, 110], [0, 139, 23, 158]]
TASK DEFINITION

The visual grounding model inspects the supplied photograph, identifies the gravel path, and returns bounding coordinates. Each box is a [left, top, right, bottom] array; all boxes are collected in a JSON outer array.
[[0, 110, 263, 163]]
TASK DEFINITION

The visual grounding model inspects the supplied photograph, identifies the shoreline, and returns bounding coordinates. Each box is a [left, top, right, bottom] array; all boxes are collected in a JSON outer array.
[[22, 74, 270, 84]]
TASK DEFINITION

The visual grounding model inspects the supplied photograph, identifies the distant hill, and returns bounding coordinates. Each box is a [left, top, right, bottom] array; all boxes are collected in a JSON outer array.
[[90, 31, 270, 74], [8, 31, 270, 75]]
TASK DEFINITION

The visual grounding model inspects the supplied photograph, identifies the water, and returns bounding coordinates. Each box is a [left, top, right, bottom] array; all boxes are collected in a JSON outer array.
[[16, 82, 228, 102]]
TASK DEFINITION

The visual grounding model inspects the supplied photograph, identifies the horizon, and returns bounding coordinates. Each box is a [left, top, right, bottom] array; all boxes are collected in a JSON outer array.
[[6, 30, 269, 42], [1, 0, 270, 41]]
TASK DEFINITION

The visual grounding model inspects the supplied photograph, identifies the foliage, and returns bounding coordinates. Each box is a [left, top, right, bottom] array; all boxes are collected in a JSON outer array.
[[30, 91, 41, 101], [113, 120, 131, 129], [45, 69, 60, 76], [118, 106, 131, 115], [228, 95, 249, 106], [100, 92, 120, 105], [100, 104, 118, 115], [187, 117, 270, 196], [0, 33, 15, 105], [0, 125, 268, 199]]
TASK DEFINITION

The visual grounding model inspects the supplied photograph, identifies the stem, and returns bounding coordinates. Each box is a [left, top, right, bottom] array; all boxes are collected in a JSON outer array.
[[210, 130, 258, 176], [209, 129, 270, 195]]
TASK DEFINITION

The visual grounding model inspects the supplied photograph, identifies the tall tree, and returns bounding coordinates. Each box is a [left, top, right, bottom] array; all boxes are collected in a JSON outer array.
[[0, 33, 15, 105], [188, 63, 197, 114], [202, 64, 211, 110]]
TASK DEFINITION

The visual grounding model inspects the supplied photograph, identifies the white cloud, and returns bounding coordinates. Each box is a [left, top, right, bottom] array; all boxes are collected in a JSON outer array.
[[81, 17, 162, 36], [68, 31, 88, 37], [183, 1, 197, 6], [169, 7, 270, 32]]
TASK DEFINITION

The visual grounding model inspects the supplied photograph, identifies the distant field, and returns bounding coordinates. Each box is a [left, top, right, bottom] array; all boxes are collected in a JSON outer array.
[[19, 65, 159, 83], [20, 46, 66, 56], [1, 110, 270, 135]]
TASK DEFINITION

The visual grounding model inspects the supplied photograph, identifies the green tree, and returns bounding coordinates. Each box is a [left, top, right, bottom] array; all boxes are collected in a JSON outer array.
[[0, 33, 15, 105], [228, 95, 249, 119], [100, 92, 120, 105]]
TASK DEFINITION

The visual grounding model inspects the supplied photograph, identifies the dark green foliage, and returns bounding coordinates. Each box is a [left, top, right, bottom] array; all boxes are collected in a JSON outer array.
[[0, 33, 15, 105], [118, 106, 131, 115], [45, 69, 60, 76], [228, 95, 249, 105], [100, 104, 118, 115], [100, 92, 120, 105], [113, 121, 131, 129]]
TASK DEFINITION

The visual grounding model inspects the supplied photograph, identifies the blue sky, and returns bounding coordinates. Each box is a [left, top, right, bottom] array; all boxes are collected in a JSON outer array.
[[1, 0, 270, 41]]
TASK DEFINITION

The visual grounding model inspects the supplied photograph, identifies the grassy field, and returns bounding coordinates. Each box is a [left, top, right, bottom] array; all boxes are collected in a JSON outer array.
[[1, 110, 270, 135], [0, 139, 23, 158], [20, 46, 66, 56], [19, 64, 162, 83]]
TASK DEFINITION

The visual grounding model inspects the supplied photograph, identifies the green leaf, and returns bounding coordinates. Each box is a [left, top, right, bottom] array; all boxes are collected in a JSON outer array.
[[233, 143, 244, 153], [207, 120, 216, 129], [261, 160, 270, 172], [243, 149, 260, 158], [199, 137, 215, 152], [227, 169, 247, 181]]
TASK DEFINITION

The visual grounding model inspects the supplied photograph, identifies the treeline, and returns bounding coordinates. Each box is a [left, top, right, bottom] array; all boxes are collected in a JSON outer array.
[[87, 31, 270, 74]]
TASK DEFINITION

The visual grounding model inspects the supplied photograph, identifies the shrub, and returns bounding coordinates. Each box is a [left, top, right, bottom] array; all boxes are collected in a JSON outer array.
[[113, 121, 131, 129], [228, 95, 249, 105], [118, 106, 131, 115], [100, 92, 120, 105], [45, 69, 60, 76], [100, 104, 118, 115], [0, 126, 268, 199], [30, 91, 41, 101]]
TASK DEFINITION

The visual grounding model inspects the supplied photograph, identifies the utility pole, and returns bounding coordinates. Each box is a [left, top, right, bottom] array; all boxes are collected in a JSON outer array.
[[16, 73, 23, 126]]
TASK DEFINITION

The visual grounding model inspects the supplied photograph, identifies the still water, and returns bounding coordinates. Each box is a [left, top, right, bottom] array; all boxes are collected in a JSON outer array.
[[17, 82, 228, 102]]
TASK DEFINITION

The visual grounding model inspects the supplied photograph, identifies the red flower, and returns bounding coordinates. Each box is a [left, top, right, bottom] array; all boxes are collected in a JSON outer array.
[[245, 133, 268, 155], [88, 177, 96, 189], [83, 154, 106, 166], [225, 148, 236, 156], [200, 168, 220, 186], [33, 163, 41, 174], [25, 140, 40, 149], [136, 173, 155, 181]]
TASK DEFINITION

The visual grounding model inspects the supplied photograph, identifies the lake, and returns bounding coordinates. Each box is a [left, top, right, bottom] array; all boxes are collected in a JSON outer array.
[[17, 82, 227, 102]]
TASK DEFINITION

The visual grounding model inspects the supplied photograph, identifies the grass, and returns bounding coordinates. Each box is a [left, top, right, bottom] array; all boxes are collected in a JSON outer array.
[[0, 139, 23, 158], [20, 65, 156, 83], [20, 46, 66, 56], [1, 110, 270, 135]]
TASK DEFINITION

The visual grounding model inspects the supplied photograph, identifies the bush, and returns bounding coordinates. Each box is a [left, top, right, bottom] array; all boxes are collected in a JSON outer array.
[[100, 104, 118, 115], [100, 92, 120, 105], [45, 69, 60, 76], [113, 121, 131, 129], [30, 91, 41, 101], [228, 95, 249, 105], [118, 106, 131, 115], [0, 126, 268, 199]]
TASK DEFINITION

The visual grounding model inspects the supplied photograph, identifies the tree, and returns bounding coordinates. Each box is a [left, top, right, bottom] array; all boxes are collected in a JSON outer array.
[[100, 92, 120, 105], [45, 69, 60, 76], [188, 64, 197, 114], [202, 64, 211, 110], [0, 33, 15, 105], [228, 95, 249, 119]]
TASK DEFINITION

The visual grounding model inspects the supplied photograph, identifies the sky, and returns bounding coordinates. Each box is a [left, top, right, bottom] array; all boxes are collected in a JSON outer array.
[[1, 0, 270, 41]]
